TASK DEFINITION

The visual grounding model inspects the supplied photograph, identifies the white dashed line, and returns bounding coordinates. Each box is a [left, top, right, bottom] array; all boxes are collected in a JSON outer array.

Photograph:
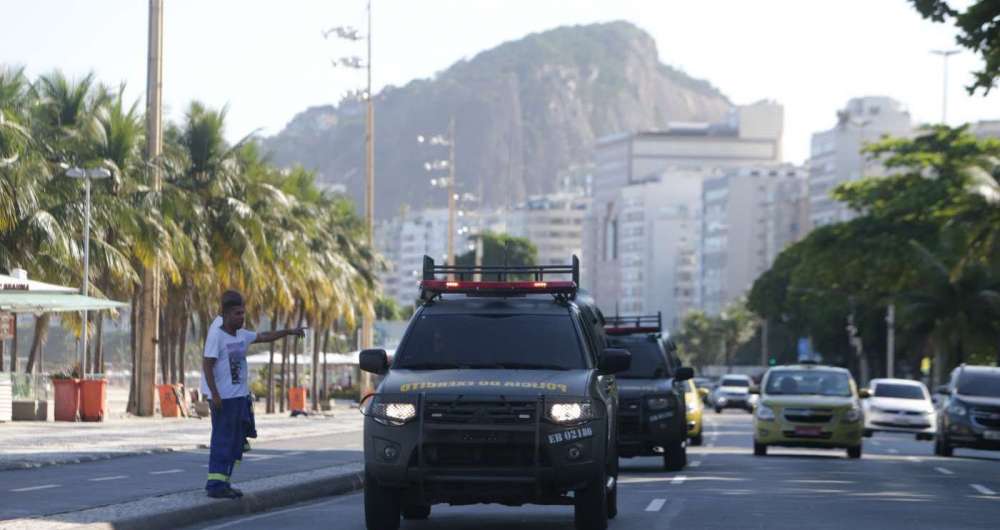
[[283, 451, 305, 457], [11, 484, 59, 492], [689, 460, 702, 468], [150, 469, 184, 475], [935, 467, 954, 476], [671, 475, 687, 485], [907, 456, 920, 463], [89, 475, 128, 482], [971, 484, 996, 496], [888, 448, 899, 454], [645, 498, 667, 512]]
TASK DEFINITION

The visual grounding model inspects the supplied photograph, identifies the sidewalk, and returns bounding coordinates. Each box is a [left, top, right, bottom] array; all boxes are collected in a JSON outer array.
[[0, 404, 363, 471]]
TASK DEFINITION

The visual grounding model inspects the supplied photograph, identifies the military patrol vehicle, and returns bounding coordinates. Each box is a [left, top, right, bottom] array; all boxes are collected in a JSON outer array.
[[359, 256, 630, 530], [604, 314, 693, 471]]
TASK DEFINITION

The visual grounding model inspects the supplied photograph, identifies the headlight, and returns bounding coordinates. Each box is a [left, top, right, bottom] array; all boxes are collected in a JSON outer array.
[[369, 401, 417, 426], [548, 401, 594, 424], [844, 407, 862, 423], [756, 405, 775, 421], [686, 401, 698, 413], [647, 396, 673, 411], [948, 403, 967, 417]]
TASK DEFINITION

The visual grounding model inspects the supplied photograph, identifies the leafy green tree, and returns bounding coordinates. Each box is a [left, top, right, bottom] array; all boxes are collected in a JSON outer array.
[[455, 231, 538, 271], [911, 1, 1000, 95]]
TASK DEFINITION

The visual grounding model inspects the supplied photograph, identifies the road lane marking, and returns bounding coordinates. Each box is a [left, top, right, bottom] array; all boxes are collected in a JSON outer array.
[[150, 469, 183, 475], [89, 475, 127, 482], [671, 475, 687, 485], [200, 495, 357, 530], [645, 498, 667, 512], [872, 440, 882, 446], [907, 456, 920, 462], [690, 460, 701, 468], [888, 448, 899, 454], [935, 467, 954, 475], [283, 451, 305, 457], [11, 484, 59, 492], [971, 484, 996, 496]]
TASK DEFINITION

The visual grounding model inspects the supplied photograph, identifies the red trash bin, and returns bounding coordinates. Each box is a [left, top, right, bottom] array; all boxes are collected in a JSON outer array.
[[53, 378, 80, 422], [158, 384, 181, 417], [288, 387, 307, 412], [79, 379, 107, 422]]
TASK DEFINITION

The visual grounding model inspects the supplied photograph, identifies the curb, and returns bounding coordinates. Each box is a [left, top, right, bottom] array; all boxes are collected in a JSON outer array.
[[114, 468, 365, 530], [1, 465, 365, 530]]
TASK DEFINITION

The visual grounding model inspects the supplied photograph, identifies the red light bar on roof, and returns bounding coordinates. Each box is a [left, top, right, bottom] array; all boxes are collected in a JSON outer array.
[[420, 279, 577, 297]]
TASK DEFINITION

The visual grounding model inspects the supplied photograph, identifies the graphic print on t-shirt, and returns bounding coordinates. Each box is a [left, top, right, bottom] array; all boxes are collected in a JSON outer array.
[[226, 341, 244, 385]]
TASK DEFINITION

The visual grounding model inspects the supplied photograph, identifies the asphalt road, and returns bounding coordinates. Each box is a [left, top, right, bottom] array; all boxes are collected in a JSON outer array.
[[0, 430, 363, 521], [185, 412, 1000, 530]]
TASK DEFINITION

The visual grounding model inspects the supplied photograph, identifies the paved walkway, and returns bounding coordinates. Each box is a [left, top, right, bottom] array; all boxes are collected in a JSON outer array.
[[0, 405, 363, 470]]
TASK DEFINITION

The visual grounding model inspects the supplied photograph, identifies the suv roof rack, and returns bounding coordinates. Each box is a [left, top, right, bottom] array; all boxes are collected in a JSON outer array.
[[419, 255, 579, 301], [604, 312, 662, 335]]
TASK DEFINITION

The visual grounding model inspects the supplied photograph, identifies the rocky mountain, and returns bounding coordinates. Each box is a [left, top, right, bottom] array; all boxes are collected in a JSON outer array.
[[263, 21, 731, 218]]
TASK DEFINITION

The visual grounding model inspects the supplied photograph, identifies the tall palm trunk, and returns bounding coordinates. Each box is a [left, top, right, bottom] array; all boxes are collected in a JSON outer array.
[[25, 314, 50, 375], [127, 288, 139, 414], [93, 312, 104, 374], [9, 313, 17, 372], [170, 310, 179, 384], [322, 328, 330, 401], [159, 311, 168, 385], [178, 309, 189, 389], [293, 303, 304, 390], [279, 311, 293, 413], [266, 309, 278, 414], [311, 326, 320, 411]]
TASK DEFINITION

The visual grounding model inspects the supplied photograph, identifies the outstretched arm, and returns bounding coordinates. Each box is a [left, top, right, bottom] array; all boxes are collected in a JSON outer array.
[[253, 328, 306, 344]]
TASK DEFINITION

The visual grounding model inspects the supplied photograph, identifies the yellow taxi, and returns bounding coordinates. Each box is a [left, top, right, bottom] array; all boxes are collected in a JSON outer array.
[[752, 363, 866, 458], [685, 379, 705, 446]]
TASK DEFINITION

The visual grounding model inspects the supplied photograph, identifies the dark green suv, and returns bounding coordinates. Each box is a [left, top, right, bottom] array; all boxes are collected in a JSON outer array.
[[359, 257, 630, 530]]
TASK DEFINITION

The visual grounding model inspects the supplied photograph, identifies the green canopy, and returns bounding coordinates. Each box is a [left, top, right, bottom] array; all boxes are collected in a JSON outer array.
[[0, 292, 128, 314]]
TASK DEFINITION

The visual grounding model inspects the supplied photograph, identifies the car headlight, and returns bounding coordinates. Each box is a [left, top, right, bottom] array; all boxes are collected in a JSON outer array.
[[548, 401, 594, 424], [647, 396, 674, 411], [844, 407, 862, 423], [368, 401, 417, 426], [948, 403, 967, 417], [686, 400, 698, 413], [756, 405, 775, 421]]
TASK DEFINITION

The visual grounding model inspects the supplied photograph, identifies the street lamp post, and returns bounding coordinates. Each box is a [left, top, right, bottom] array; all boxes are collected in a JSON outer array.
[[931, 49, 959, 124], [66, 166, 112, 379]]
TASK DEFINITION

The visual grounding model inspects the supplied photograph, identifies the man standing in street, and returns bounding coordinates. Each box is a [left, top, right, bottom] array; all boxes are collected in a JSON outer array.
[[201, 290, 304, 499]]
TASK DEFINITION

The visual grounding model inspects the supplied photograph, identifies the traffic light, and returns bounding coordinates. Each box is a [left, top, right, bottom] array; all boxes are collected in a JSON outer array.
[[768, 356, 777, 366]]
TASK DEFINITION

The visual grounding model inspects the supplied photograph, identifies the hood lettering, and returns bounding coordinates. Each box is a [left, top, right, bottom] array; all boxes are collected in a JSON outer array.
[[400, 380, 568, 393]]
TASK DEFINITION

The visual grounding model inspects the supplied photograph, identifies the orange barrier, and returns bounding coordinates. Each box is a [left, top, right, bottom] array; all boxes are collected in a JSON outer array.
[[288, 387, 307, 412], [79, 379, 107, 422], [158, 384, 181, 418], [53, 378, 80, 422]]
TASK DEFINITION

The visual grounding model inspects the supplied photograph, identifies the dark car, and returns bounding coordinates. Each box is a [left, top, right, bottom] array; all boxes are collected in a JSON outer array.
[[359, 256, 630, 530], [934, 365, 1000, 457], [605, 314, 694, 471]]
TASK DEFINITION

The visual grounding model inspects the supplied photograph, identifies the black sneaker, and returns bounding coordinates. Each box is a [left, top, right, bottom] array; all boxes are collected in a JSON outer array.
[[230, 487, 244, 497], [207, 487, 241, 500]]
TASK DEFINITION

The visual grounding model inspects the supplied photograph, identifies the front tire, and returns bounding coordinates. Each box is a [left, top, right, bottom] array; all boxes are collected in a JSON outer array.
[[364, 471, 401, 530], [714, 406, 723, 414], [847, 445, 862, 459], [934, 434, 954, 457], [690, 432, 703, 446], [663, 440, 687, 471], [753, 441, 767, 456], [863, 429, 873, 438], [606, 475, 618, 519], [574, 471, 608, 530]]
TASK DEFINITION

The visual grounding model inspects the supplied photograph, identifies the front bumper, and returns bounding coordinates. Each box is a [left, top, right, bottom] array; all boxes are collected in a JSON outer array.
[[944, 414, 1000, 450], [716, 395, 751, 409], [687, 408, 703, 437], [364, 393, 608, 505], [617, 396, 684, 457], [755, 418, 863, 448], [865, 411, 935, 434]]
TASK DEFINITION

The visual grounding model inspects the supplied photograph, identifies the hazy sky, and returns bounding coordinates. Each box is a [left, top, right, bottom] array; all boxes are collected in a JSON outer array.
[[2, 0, 997, 164]]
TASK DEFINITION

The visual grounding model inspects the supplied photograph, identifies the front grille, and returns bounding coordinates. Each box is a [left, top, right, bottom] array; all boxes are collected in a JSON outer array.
[[971, 408, 1000, 429], [618, 414, 642, 436], [423, 440, 537, 467], [424, 399, 536, 425], [873, 420, 931, 428], [783, 408, 834, 424], [620, 398, 642, 413], [879, 409, 924, 416], [783, 430, 833, 440]]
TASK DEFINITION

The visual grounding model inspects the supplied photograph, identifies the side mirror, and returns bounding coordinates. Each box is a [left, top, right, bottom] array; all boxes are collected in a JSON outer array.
[[749, 385, 760, 395], [359, 349, 389, 375], [675, 366, 694, 381], [663, 339, 678, 353], [698, 388, 709, 399], [599, 348, 631, 374], [859, 388, 871, 399]]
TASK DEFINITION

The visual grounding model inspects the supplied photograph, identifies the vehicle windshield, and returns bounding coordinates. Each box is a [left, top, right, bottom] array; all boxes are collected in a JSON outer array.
[[873, 383, 926, 400], [721, 378, 750, 387], [957, 372, 1000, 398], [765, 370, 852, 397], [393, 314, 586, 370], [611, 339, 668, 379]]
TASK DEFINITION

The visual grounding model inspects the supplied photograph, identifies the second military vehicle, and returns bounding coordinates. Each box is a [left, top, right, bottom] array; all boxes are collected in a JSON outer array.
[[605, 313, 693, 471]]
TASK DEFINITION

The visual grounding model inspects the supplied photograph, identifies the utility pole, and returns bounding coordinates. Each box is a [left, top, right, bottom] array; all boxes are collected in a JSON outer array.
[[360, 0, 375, 395], [137, 0, 164, 416], [931, 49, 959, 124], [760, 318, 769, 367], [886, 303, 895, 378]]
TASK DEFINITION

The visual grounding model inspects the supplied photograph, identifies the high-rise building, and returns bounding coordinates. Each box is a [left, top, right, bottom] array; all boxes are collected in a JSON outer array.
[[507, 193, 590, 267], [808, 97, 912, 227], [701, 164, 808, 315], [585, 101, 784, 328]]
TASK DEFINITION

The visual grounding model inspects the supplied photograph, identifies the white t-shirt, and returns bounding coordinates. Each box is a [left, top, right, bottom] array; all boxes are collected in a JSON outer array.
[[200, 322, 257, 400]]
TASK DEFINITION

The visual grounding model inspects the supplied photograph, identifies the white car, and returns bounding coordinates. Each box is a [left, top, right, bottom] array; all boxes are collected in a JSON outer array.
[[713, 374, 754, 413], [862, 378, 936, 440]]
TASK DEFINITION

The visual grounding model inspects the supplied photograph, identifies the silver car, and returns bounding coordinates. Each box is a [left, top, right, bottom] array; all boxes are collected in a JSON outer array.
[[862, 378, 936, 441]]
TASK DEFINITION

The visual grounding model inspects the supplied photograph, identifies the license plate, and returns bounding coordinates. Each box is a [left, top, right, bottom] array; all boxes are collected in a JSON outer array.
[[794, 426, 823, 437], [984, 431, 1000, 441]]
